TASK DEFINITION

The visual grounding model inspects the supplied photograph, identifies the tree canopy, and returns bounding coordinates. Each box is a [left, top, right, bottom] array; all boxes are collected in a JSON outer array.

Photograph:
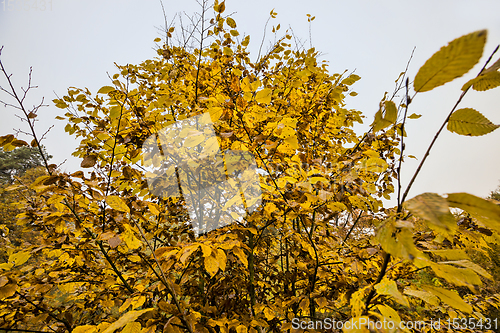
[[1, 1, 500, 333]]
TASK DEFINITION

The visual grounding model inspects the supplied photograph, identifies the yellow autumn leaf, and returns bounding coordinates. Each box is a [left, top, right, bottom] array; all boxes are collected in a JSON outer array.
[[447, 192, 500, 233], [122, 226, 142, 250], [9, 251, 30, 266], [377, 304, 401, 323], [121, 322, 141, 333], [421, 285, 472, 313], [255, 88, 272, 104], [216, 249, 227, 272], [232, 247, 248, 268], [106, 196, 130, 213], [404, 193, 457, 234], [72, 325, 97, 333], [447, 108, 499, 136], [200, 244, 212, 257], [208, 107, 223, 122], [414, 30, 487, 92], [147, 202, 160, 216], [202, 136, 219, 155], [374, 278, 409, 307], [236, 325, 247, 333], [403, 288, 440, 306], [101, 308, 154, 333], [131, 295, 146, 310], [97, 86, 115, 94], [204, 254, 219, 277], [462, 70, 500, 91]]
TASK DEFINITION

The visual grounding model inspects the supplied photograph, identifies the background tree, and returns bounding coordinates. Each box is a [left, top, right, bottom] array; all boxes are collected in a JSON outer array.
[[0, 147, 49, 263], [0, 146, 49, 184]]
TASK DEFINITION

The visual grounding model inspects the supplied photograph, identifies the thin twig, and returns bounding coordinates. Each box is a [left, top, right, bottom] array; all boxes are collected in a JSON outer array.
[[400, 44, 500, 204]]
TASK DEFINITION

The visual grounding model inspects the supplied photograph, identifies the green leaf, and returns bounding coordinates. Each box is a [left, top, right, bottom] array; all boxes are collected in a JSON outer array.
[[101, 309, 154, 333], [408, 113, 422, 119], [404, 193, 457, 234], [446, 192, 500, 233], [447, 108, 499, 136], [98, 86, 115, 94], [421, 285, 472, 313], [414, 30, 487, 92]]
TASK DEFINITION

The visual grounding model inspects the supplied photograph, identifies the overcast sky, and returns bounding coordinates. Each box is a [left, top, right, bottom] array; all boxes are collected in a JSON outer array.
[[1, 0, 499, 206]]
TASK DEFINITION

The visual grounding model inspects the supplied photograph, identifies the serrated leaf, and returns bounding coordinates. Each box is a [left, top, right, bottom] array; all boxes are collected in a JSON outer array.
[[106, 196, 130, 213], [462, 71, 500, 91], [421, 285, 472, 313], [404, 193, 456, 234], [98, 86, 115, 94], [447, 108, 499, 136], [414, 30, 487, 92], [101, 309, 154, 333]]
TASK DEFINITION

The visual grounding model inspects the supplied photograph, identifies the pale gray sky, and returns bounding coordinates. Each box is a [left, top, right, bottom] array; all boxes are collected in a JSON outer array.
[[1, 0, 499, 206]]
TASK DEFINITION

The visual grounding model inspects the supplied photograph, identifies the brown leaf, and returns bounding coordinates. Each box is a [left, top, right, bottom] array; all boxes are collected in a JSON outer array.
[[81, 155, 97, 168], [42, 175, 60, 185], [108, 235, 122, 248], [11, 139, 28, 147], [0, 282, 17, 299], [0, 276, 8, 288], [71, 171, 85, 178]]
